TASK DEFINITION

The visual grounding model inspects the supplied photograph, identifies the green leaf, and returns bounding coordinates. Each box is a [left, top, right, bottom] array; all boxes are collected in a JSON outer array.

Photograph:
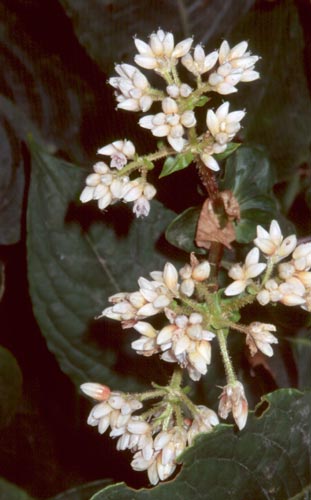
[[221, 146, 278, 243], [27, 142, 179, 389], [214, 142, 240, 161], [233, 0, 311, 180], [0, 478, 34, 500], [48, 480, 112, 500], [90, 389, 311, 500], [159, 153, 194, 179], [59, 0, 254, 72], [193, 96, 209, 108], [0, 346, 23, 429], [287, 329, 311, 391], [0, 4, 95, 243], [165, 207, 206, 254]]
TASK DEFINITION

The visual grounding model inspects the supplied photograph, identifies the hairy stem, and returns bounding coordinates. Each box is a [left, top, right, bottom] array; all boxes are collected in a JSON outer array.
[[217, 329, 236, 385]]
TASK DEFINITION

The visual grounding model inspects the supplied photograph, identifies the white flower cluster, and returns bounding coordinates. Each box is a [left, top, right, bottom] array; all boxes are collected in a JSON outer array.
[[102, 258, 218, 380], [246, 322, 278, 357], [80, 140, 156, 217], [133, 311, 215, 382], [81, 383, 218, 485], [223, 220, 311, 356], [109, 29, 259, 163], [80, 31, 259, 218], [102, 262, 179, 324], [224, 220, 300, 301], [207, 40, 260, 95]]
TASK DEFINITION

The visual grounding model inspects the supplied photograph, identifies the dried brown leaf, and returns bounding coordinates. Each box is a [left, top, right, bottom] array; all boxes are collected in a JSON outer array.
[[195, 191, 240, 250]]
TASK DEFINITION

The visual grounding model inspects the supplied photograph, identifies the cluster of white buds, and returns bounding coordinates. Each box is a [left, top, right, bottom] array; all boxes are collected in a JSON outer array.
[[101, 262, 179, 324], [208, 41, 260, 95], [139, 97, 196, 152], [81, 382, 218, 485], [246, 322, 278, 357], [179, 255, 211, 296], [80, 140, 157, 216], [224, 220, 309, 305], [133, 312, 215, 381], [252, 221, 311, 309], [80, 30, 260, 219], [134, 29, 193, 73], [109, 64, 154, 112]]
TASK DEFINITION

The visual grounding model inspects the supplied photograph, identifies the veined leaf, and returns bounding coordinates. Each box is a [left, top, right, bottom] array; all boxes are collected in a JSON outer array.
[[165, 207, 206, 254], [221, 146, 278, 243], [27, 142, 178, 389], [90, 389, 311, 500]]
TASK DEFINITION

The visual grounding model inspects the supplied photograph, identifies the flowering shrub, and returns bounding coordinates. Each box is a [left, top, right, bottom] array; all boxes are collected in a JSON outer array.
[[2, 1, 309, 498], [76, 29, 311, 487]]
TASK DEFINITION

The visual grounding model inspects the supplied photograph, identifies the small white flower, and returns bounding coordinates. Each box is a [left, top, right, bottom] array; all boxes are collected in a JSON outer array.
[[206, 102, 245, 145], [246, 322, 278, 357], [254, 220, 297, 262], [97, 139, 135, 170], [187, 405, 219, 445], [225, 247, 266, 296], [218, 381, 248, 430], [134, 29, 192, 73], [199, 102, 244, 171], [80, 382, 111, 401], [293, 242, 311, 271], [181, 45, 218, 76]]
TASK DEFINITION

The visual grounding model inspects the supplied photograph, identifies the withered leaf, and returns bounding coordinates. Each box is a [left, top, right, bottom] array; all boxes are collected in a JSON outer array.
[[195, 190, 240, 250]]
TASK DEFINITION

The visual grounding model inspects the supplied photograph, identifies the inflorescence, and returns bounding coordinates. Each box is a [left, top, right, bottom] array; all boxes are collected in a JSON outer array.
[[79, 30, 307, 486]]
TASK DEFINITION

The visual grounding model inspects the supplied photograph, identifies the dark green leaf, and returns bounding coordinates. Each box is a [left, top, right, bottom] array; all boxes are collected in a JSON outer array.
[[159, 153, 194, 179], [287, 329, 311, 391], [0, 346, 23, 429], [49, 480, 112, 500], [0, 4, 95, 243], [233, 0, 311, 180], [27, 142, 178, 388], [221, 146, 278, 243], [165, 207, 206, 254], [59, 0, 254, 72], [0, 479, 34, 500], [91, 389, 311, 500], [214, 142, 240, 161]]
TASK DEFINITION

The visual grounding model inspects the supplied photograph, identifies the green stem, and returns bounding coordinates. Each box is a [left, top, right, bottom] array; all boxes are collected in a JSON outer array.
[[261, 257, 275, 287], [117, 147, 175, 177], [132, 388, 166, 401], [178, 391, 199, 418], [173, 403, 184, 428], [170, 367, 183, 389], [171, 64, 181, 86], [217, 329, 236, 385]]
